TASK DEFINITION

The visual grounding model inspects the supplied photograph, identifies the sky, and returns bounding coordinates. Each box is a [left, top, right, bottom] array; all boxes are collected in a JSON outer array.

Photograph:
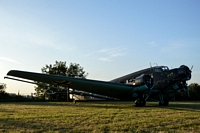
[[0, 0, 200, 95]]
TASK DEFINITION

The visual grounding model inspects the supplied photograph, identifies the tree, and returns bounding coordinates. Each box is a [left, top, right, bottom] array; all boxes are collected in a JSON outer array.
[[34, 61, 88, 100], [67, 63, 88, 78], [188, 83, 200, 101], [41, 61, 68, 76], [0, 83, 9, 101], [0, 83, 6, 93], [34, 83, 48, 99], [175, 83, 200, 101]]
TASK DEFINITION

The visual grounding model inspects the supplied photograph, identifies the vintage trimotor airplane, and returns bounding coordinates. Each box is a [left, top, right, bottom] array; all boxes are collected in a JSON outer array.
[[5, 65, 192, 106]]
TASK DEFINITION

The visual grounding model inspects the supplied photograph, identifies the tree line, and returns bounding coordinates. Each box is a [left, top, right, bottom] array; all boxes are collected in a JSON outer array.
[[175, 83, 200, 101]]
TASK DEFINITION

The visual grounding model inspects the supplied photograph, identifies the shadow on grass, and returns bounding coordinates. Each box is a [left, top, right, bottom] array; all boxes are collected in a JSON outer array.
[[1, 101, 152, 109], [1, 101, 200, 110], [163, 101, 200, 111], [1, 101, 135, 109]]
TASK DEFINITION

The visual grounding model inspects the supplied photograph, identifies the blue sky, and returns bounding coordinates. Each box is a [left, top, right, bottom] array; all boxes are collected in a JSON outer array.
[[0, 0, 200, 94]]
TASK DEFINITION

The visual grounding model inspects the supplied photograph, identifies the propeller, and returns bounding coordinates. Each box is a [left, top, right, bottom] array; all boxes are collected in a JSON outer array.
[[191, 66, 193, 71], [148, 84, 154, 96], [186, 65, 193, 97], [147, 75, 154, 96], [186, 84, 190, 97], [145, 80, 154, 101], [185, 65, 192, 80], [183, 81, 190, 97], [148, 63, 154, 95]]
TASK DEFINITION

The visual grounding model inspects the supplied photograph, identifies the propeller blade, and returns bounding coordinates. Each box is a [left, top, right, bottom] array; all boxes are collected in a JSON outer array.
[[148, 87, 151, 95], [186, 85, 190, 97], [191, 66, 193, 71], [184, 81, 190, 97], [182, 81, 190, 97]]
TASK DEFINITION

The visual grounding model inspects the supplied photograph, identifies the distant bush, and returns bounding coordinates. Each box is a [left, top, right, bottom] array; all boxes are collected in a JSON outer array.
[[175, 83, 200, 101], [0, 93, 35, 102]]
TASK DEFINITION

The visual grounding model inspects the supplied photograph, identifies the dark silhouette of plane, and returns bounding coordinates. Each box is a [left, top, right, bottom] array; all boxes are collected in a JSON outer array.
[[5, 65, 192, 106]]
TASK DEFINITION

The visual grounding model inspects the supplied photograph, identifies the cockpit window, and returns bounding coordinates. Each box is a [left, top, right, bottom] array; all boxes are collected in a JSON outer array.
[[161, 66, 169, 71], [154, 68, 162, 72], [154, 66, 169, 72]]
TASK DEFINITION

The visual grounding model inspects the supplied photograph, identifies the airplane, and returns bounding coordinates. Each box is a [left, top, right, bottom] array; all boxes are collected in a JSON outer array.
[[4, 64, 192, 106]]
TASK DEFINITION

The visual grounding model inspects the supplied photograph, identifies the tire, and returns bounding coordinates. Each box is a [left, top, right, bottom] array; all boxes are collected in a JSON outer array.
[[135, 98, 146, 107], [159, 98, 169, 106]]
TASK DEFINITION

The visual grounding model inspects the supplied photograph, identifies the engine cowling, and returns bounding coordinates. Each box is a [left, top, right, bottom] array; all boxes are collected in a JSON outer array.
[[125, 74, 153, 95], [178, 65, 192, 80], [135, 74, 153, 88], [126, 74, 153, 88]]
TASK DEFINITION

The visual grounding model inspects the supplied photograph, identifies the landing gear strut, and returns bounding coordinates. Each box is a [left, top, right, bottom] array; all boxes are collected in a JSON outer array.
[[159, 94, 169, 106]]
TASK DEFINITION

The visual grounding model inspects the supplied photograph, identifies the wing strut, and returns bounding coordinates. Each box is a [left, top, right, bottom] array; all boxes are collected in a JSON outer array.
[[4, 76, 37, 85]]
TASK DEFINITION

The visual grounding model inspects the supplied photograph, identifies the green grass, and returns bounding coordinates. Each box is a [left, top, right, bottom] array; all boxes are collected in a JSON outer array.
[[0, 101, 200, 133]]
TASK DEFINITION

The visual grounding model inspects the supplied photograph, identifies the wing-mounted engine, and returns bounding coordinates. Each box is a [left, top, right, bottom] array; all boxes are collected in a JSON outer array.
[[125, 74, 153, 107], [126, 74, 153, 88], [125, 74, 153, 96]]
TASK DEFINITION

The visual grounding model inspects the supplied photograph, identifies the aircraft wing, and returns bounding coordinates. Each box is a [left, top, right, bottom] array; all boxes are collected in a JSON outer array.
[[6, 70, 149, 99]]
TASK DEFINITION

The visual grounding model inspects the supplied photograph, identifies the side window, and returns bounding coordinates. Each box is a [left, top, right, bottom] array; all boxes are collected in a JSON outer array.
[[154, 68, 162, 72]]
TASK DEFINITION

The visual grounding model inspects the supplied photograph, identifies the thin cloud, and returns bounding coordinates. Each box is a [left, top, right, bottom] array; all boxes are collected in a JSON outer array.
[[99, 46, 127, 61], [0, 57, 20, 64], [99, 58, 111, 62], [85, 51, 96, 57], [85, 46, 127, 62], [98, 46, 126, 55], [149, 41, 157, 47]]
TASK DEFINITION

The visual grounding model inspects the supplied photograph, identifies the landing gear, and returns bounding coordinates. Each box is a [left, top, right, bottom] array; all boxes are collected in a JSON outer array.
[[159, 100, 168, 106], [135, 98, 146, 107], [159, 95, 169, 106], [73, 99, 76, 104]]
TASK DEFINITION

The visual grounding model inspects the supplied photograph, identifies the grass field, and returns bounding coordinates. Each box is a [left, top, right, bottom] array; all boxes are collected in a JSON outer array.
[[0, 101, 200, 133]]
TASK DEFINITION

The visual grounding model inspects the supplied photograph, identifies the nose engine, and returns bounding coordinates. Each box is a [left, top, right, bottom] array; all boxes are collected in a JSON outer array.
[[178, 65, 192, 80]]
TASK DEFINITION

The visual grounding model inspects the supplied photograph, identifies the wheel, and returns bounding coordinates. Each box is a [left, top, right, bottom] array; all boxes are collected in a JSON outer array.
[[159, 101, 164, 106], [140, 98, 146, 106], [164, 99, 169, 106], [135, 98, 146, 107], [73, 100, 76, 104], [159, 98, 169, 106]]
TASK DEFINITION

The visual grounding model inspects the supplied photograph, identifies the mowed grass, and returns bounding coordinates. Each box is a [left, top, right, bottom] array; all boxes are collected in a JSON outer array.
[[0, 101, 200, 133]]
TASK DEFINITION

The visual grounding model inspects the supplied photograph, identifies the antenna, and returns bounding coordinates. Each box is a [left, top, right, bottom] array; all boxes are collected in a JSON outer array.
[[150, 62, 152, 73], [149, 62, 153, 77], [153, 63, 157, 67]]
